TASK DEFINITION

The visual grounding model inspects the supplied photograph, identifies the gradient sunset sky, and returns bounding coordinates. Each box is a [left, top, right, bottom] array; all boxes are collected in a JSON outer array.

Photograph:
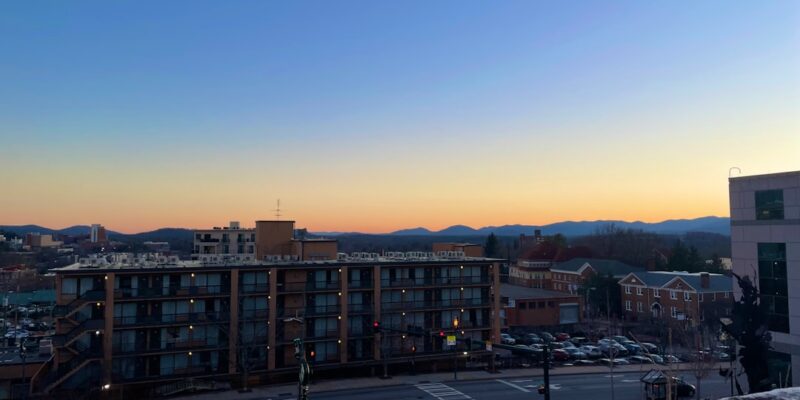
[[1, 1, 799, 234]]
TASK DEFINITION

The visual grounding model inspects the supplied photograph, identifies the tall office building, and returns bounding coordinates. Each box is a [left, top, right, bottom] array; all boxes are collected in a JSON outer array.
[[729, 170, 800, 387], [90, 224, 107, 243]]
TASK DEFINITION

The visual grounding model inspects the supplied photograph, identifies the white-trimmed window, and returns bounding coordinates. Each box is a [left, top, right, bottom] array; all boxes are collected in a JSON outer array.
[[625, 300, 632, 311], [653, 289, 660, 298], [625, 286, 632, 294], [671, 307, 678, 318], [724, 292, 729, 299], [699, 293, 704, 302], [684, 292, 691, 302], [636, 287, 643, 296], [637, 302, 643, 312], [712, 293, 716, 301], [670, 290, 677, 300]]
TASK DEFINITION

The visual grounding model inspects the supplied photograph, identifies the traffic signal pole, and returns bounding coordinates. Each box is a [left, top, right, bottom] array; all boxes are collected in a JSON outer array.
[[542, 345, 551, 400]]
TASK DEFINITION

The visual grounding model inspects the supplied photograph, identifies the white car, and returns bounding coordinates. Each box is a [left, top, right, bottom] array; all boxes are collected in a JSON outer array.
[[579, 345, 602, 358], [500, 333, 516, 345]]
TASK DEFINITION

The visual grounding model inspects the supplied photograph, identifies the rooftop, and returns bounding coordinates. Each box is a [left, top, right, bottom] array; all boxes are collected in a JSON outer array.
[[728, 169, 800, 181], [52, 252, 504, 273], [500, 284, 580, 300], [621, 270, 732, 293], [551, 258, 644, 277]]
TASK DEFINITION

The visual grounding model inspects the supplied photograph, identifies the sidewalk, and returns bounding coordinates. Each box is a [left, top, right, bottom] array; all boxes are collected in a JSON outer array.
[[173, 362, 726, 400]]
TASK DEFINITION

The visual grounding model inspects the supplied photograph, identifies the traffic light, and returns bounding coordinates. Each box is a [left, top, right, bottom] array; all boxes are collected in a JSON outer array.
[[373, 321, 381, 334], [439, 330, 445, 338]]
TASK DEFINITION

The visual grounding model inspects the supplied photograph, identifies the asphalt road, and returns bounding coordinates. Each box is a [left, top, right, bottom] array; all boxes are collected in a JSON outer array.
[[312, 373, 735, 400]]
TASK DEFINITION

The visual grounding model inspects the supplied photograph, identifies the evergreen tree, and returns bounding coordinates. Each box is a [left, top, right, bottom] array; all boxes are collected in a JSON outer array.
[[484, 233, 499, 257]]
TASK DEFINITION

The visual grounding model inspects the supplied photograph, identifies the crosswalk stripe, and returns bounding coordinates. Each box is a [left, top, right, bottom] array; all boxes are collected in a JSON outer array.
[[495, 379, 531, 393], [414, 383, 472, 400]]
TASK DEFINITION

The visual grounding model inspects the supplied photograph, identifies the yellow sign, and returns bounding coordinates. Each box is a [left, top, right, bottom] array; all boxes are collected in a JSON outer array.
[[446, 335, 456, 346]]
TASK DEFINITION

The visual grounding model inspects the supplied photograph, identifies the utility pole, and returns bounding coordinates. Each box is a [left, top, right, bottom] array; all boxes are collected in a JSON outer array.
[[609, 346, 616, 400], [452, 318, 459, 380], [542, 345, 551, 400]]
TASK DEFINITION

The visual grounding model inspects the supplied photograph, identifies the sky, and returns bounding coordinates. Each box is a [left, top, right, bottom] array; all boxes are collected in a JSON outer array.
[[1, 1, 799, 234]]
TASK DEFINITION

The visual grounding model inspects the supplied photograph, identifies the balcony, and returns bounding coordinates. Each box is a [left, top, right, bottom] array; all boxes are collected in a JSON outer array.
[[347, 304, 373, 314], [277, 281, 341, 293], [114, 311, 230, 327], [241, 283, 269, 294], [381, 299, 489, 311], [380, 276, 489, 288], [348, 280, 373, 290], [113, 339, 226, 355], [52, 319, 104, 347], [115, 285, 230, 299], [53, 290, 106, 318]]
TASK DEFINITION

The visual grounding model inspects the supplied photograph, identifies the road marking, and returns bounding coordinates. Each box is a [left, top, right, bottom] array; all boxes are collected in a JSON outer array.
[[622, 379, 639, 383], [511, 379, 532, 383], [495, 379, 531, 392], [415, 383, 472, 399]]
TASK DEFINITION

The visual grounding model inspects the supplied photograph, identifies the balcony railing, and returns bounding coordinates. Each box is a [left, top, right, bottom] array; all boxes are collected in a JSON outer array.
[[277, 305, 340, 318], [113, 339, 225, 355], [347, 304, 373, 313], [114, 311, 230, 327], [241, 283, 269, 293], [115, 285, 229, 299], [380, 276, 489, 288], [277, 281, 341, 292], [382, 299, 489, 311], [348, 280, 373, 289]]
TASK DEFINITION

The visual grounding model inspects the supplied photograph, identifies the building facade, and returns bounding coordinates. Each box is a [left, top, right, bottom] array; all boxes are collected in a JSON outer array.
[[32, 250, 501, 397], [550, 258, 643, 294], [508, 260, 552, 289], [617, 271, 732, 329], [730, 170, 800, 386], [501, 284, 582, 328], [192, 222, 257, 261]]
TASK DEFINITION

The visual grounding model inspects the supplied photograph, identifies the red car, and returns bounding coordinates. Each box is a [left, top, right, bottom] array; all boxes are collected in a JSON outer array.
[[552, 349, 570, 361], [555, 332, 571, 342]]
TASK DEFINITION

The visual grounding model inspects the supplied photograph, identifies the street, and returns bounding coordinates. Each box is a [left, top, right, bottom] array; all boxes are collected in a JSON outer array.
[[311, 373, 735, 400]]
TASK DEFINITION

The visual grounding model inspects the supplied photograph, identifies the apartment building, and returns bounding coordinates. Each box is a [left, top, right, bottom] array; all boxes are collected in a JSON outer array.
[[192, 221, 257, 261], [508, 259, 552, 289], [730, 170, 800, 386], [617, 271, 732, 328], [32, 222, 501, 398]]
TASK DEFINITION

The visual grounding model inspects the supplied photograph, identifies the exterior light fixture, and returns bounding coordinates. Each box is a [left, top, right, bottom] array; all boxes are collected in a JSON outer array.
[[338, 339, 342, 344], [190, 299, 194, 303], [189, 325, 193, 330], [401, 289, 405, 293], [191, 273, 195, 277], [102, 384, 111, 390], [96, 302, 101, 307], [460, 287, 464, 291], [95, 330, 100, 335], [460, 266, 464, 269]]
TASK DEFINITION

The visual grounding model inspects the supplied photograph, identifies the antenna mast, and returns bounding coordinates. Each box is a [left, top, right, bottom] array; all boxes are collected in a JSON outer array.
[[274, 199, 282, 220]]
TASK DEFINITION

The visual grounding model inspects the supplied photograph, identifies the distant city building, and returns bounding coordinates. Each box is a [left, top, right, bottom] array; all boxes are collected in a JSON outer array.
[[729, 170, 799, 386], [617, 271, 732, 328], [142, 241, 171, 253], [501, 284, 582, 328], [35, 220, 503, 398], [90, 224, 107, 243], [509, 259, 553, 289], [432, 242, 484, 257], [192, 221, 256, 261], [24, 233, 62, 249]]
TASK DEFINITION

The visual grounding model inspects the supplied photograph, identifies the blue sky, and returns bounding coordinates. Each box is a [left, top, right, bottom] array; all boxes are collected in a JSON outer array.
[[1, 1, 798, 232]]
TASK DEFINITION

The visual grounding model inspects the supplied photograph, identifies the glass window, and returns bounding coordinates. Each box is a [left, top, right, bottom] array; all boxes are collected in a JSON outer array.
[[684, 292, 691, 301], [636, 287, 643, 296], [653, 289, 660, 298], [625, 286, 631, 294], [755, 190, 784, 220], [758, 243, 789, 333], [670, 291, 677, 300]]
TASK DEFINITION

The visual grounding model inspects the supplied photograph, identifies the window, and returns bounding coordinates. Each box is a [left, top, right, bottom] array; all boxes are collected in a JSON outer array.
[[670, 290, 677, 300], [625, 300, 631, 311], [684, 292, 691, 302], [519, 302, 527, 309], [758, 243, 789, 333], [712, 293, 716, 301], [699, 293, 704, 302], [653, 289, 660, 298], [625, 286, 632, 294], [755, 190, 784, 220], [637, 302, 643, 312], [636, 287, 643, 296], [724, 292, 729, 299], [671, 307, 678, 318]]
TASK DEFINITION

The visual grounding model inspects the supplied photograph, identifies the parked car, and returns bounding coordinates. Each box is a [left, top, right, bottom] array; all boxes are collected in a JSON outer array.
[[4, 329, 29, 339], [713, 351, 732, 361], [600, 343, 629, 357], [623, 342, 642, 355], [640, 342, 659, 353], [629, 355, 655, 364], [561, 340, 576, 349], [570, 337, 589, 345], [501, 333, 516, 345], [598, 358, 630, 366], [663, 355, 681, 364], [524, 333, 543, 344], [579, 345, 603, 359], [549, 342, 565, 350], [573, 359, 595, 366], [539, 332, 555, 342], [612, 335, 630, 344], [650, 354, 665, 364], [551, 349, 570, 361], [565, 348, 588, 360], [672, 378, 696, 397], [555, 332, 571, 341]]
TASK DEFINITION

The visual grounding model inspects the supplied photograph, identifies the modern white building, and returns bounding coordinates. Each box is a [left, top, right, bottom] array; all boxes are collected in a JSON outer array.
[[730, 170, 800, 387]]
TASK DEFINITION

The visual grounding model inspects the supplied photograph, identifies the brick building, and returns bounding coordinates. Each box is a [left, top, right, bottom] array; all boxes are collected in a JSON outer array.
[[617, 271, 732, 328], [500, 284, 582, 329], [550, 258, 643, 294]]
